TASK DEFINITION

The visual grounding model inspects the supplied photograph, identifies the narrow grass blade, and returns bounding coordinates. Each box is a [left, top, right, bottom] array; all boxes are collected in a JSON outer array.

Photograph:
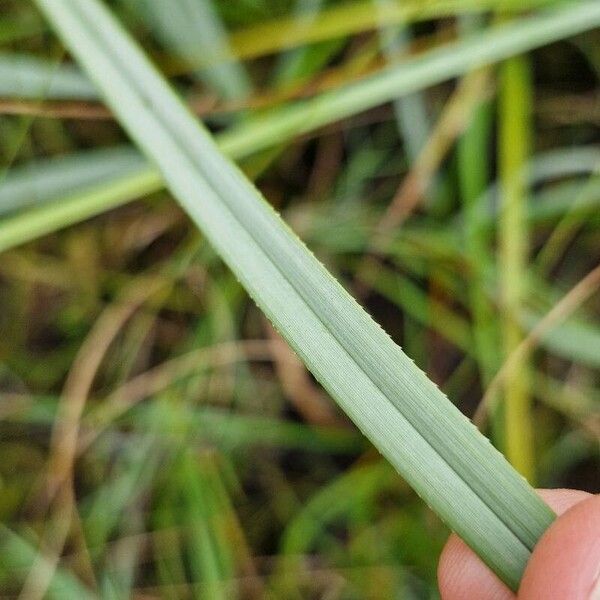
[[498, 56, 535, 480], [32, 0, 559, 589], [218, 1, 600, 159], [457, 16, 498, 391], [3, 4, 599, 252], [3, 393, 364, 454], [127, 0, 252, 101], [270, 0, 340, 89], [227, 0, 558, 61], [0, 146, 143, 216], [375, 1, 430, 162], [0, 54, 97, 99], [0, 167, 161, 253], [520, 310, 600, 369]]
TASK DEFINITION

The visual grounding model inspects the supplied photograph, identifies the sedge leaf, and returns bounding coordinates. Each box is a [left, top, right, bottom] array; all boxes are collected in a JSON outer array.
[[31, 0, 564, 590]]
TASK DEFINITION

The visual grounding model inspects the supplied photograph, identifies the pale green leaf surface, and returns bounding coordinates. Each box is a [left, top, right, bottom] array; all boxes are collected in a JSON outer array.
[[30, 0, 567, 589], [0, 54, 96, 99], [0, 146, 143, 216]]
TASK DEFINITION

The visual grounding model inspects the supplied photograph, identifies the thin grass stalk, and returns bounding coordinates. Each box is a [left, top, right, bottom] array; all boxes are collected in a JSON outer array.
[[459, 95, 499, 376], [457, 17, 498, 386], [227, 0, 559, 62], [456, 16, 503, 450], [498, 55, 535, 481]]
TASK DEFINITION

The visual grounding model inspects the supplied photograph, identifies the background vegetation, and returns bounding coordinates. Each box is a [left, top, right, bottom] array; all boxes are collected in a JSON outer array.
[[0, 0, 598, 598]]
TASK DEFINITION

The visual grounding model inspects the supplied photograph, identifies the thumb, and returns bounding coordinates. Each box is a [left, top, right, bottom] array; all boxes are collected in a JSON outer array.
[[519, 493, 600, 599]]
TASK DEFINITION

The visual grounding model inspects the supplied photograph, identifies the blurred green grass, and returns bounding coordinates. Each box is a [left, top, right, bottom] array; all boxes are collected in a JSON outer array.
[[0, 0, 598, 598]]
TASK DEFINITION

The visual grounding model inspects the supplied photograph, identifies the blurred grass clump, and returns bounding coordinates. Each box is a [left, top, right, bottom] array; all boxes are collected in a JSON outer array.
[[0, 0, 598, 598]]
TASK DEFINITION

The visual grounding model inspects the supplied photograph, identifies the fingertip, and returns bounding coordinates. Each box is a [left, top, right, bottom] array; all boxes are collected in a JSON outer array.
[[535, 488, 592, 514], [519, 493, 600, 600], [438, 533, 514, 600], [437, 489, 593, 600]]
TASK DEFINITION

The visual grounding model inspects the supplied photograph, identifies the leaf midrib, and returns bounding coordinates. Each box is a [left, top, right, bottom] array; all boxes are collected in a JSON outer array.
[[63, 0, 537, 552]]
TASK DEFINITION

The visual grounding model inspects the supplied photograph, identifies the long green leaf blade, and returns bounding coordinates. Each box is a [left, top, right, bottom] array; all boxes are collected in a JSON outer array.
[[126, 0, 252, 101], [217, 1, 600, 158], [0, 54, 96, 99], [0, 146, 144, 216], [3, 4, 599, 251], [32, 0, 560, 590]]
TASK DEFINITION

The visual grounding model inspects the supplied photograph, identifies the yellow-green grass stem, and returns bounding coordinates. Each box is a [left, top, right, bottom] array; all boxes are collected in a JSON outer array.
[[498, 55, 535, 481]]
